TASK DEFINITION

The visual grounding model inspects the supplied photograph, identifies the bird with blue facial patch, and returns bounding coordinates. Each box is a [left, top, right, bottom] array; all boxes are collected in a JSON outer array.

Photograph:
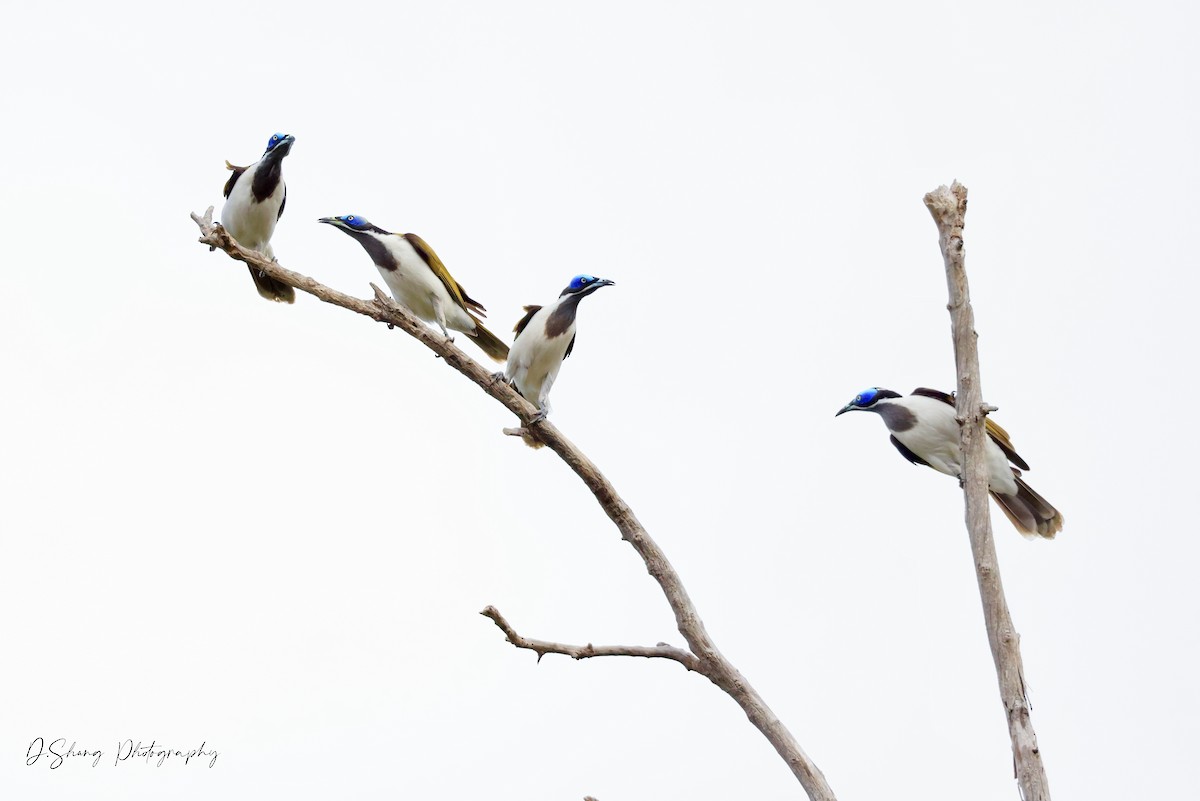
[[318, 215, 509, 362], [502, 275, 615, 435], [221, 132, 296, 303], [836, 387, 1063, 538]]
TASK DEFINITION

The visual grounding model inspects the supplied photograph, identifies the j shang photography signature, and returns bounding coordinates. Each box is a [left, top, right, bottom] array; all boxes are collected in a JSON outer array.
[[26, 738, 219, 768]]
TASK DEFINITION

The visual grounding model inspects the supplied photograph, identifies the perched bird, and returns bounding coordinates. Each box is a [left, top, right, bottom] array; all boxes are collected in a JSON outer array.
[[836, 387, 1063, 538], [504, 274, 615, 426], [318, 215, 509, 362], [221, 132, 296, 303]]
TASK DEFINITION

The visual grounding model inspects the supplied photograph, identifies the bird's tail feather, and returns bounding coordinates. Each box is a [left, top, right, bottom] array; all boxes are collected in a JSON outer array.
[[468, 318, 510, 362], [990, 477, 1063, 539], [248, 266, 296, 304], [520, 430, 545, 449]]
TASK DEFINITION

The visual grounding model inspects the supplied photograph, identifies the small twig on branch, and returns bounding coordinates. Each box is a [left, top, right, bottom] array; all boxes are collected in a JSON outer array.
[[480, 606, 701, 670], [924, 182, 1051, 801], [191, 208, 837, 801]]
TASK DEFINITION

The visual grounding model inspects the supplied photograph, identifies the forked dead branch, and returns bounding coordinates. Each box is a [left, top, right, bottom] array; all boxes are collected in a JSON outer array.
[[190, 207, 837, 801]]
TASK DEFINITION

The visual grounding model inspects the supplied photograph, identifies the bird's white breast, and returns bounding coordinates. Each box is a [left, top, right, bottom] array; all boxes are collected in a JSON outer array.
[[887, 396, 1019, 494], [377, 236, 475, 333], [506, 303, 574, 404], [220, 162, 284, 254]]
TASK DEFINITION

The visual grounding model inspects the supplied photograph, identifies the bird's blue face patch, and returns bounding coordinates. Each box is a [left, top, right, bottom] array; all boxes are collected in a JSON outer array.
[[337, 215, 371, 230], [265, 132, 290, 151], [854, 388, 879, 408], [569, 275, 597, 291]]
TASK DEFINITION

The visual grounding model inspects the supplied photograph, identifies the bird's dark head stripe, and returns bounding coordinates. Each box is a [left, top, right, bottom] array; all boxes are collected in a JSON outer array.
[[853, 387, 901, 408], [263, 132, 295, 155], [543, 275, 614, 335], [836, 387, 901, 417], [319, 215, 390, 235], [339, 214, 375, 231], [318, 215, 397, 269], [559, 274, 615, 298]]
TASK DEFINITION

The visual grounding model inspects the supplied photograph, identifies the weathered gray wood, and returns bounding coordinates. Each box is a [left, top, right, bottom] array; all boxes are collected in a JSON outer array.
[[191, 208, 837, 800], [480, 606, 702, 670], [924, 183, 1051, 801]]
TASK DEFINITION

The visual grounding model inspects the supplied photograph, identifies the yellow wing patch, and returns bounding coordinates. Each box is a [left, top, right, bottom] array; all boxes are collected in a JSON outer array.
[[985, 418, 1014, 450], [401, 233, 483, 316]]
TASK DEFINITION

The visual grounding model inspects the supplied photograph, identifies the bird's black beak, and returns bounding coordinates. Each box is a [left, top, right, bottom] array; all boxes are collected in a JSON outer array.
[[317, 217, 337, 225], [835, 403, 854, 417], [597, 278, 615, 287]]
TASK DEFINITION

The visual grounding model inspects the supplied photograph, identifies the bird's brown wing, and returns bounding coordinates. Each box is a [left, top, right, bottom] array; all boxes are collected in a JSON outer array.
[[512, 305, 542, 338], [222, 160, 247, 199]]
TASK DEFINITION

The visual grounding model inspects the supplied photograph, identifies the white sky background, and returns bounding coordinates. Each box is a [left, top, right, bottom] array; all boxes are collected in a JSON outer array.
[[1, 1, 1197, 798]]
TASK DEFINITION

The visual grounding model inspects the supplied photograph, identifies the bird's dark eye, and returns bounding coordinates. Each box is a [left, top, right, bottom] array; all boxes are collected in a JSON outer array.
[[347, 216, 355, 222], [272, 135, 279, 140]]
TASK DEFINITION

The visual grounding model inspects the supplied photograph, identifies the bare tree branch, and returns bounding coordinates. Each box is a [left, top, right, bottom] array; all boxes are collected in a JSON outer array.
[[924, 183, 1051, 801], [480, 606, 702, 671], [190, 208, 837, 801]]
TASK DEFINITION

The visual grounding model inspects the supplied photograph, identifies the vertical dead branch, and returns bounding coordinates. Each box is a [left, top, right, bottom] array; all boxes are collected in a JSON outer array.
[[189, 208, 837, 801], [924, 182, 1051, 801]]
